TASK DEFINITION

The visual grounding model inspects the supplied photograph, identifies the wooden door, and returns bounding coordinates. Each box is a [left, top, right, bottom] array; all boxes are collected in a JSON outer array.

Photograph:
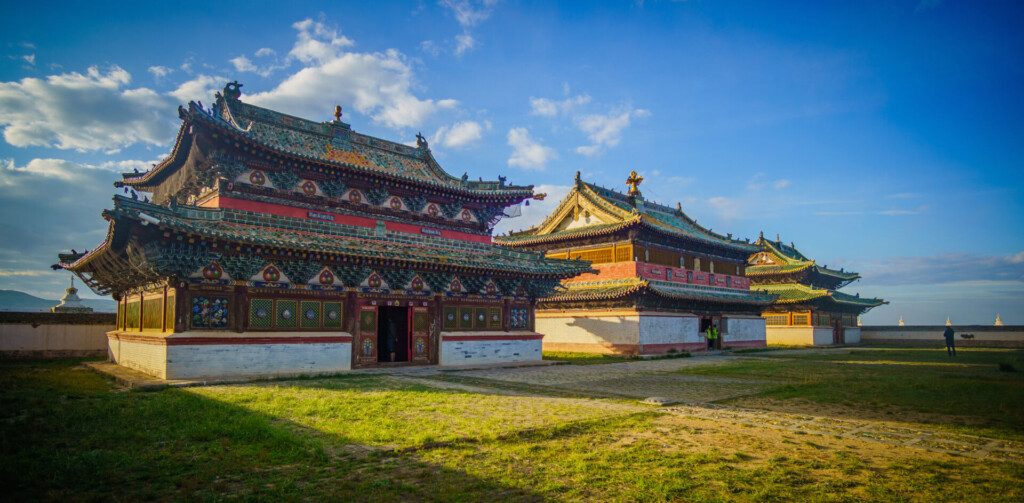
[[410, 307, 430, 363], [356, 305, 378, 367]]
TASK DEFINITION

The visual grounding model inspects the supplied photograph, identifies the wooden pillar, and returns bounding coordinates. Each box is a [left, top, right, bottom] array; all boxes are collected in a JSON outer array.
[[174, 284, 189, 333], [344, 290, 358, 335], [234, 284, 247, 333]]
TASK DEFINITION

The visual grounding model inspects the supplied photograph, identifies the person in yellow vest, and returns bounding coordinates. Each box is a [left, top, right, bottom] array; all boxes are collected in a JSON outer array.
[[705, 323, 719, 349]]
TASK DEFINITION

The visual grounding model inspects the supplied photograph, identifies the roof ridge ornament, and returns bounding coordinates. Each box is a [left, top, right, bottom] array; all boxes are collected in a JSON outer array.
[[223, 81, 242, 100], [625, 170, 643, 208], [416, 131, 428, 149], [334, 105, 342, 122]]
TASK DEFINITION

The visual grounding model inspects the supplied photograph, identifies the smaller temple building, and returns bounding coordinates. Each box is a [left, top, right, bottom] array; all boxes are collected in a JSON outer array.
[[747, 234, 886, 345], [495, 172, 776, 354]]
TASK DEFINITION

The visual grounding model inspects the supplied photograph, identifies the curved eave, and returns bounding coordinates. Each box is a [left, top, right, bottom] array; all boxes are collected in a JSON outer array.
[[119, 115, 193, 189], [187, 103, 533, 202], [812, 265, 861, 281], [744, 262, 814, 277], [544, 279, 776, 305], [496, 219, 637, 247]]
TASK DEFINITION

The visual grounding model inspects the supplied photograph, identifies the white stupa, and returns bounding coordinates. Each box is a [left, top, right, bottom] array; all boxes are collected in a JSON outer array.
[[945, 317, 952, 327], [857, 315, 863, 327], [995, 314, 1003, 327], [898, 316, 905, 327], [50, 277, 93, 314]]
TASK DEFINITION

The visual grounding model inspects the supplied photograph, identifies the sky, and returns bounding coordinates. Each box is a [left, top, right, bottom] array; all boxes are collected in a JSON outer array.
[[0, 0, 1021, 324]]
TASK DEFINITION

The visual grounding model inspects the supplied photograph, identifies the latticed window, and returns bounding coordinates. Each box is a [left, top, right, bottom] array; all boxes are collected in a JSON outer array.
[[573, 247, 614, 264], [614, 245, 632, 263], [764, 314, 789, 326], [792, 313, 811, 326]]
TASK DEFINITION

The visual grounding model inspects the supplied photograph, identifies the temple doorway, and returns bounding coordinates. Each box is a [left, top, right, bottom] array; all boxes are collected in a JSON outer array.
[[832, 320, 845, 345], [699, 316, 721, 350], [377, 306, 410, 363]]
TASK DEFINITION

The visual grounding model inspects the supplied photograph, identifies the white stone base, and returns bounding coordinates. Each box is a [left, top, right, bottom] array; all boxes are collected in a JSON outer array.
[[108, 331, 352, 380], [536, 311, 756, 354], [721, 316, 768, 349], [439, 331, 542, 366]]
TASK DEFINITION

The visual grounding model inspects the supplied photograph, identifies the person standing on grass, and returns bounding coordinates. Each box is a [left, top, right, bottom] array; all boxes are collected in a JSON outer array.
[[943, 325, 956, 356], [706, 323, 719, 349]]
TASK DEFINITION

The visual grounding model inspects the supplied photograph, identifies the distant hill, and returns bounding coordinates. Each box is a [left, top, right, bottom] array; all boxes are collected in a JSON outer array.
[[0, 289, 116, 313]]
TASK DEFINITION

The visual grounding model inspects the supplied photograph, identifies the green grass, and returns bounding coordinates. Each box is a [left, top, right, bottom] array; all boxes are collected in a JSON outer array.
[[543, 350, 690, 365], [679, 348, 1024, 439], [2, 354, 1022, 501]]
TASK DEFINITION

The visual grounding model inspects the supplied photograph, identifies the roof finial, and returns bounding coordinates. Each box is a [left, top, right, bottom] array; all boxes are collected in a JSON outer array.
[[759, 230, 764, 240], [334, 105, 342, 122], [575, 170, 581, 183], [223, 81, 242, 100], [776, 233, 781, 242], [416, 131, 428, 148], [675, 201, 682, 215], [626, 170, 643, 198]]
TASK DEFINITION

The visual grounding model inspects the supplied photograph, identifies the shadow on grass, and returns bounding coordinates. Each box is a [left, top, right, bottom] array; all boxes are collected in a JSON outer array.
[[0, 359, 546, 501]]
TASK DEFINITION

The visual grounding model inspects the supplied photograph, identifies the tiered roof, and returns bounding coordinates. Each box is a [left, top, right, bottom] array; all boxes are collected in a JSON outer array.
[[747, 236, 860, 288], [496, 173, 757, 254], [120, 82, 532, 203], [747, 236, 885, 313]]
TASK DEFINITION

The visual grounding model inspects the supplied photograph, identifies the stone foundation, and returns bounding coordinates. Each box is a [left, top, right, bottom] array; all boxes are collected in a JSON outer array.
[[108, 331, 352, 380], [439, 331, 543, 366]]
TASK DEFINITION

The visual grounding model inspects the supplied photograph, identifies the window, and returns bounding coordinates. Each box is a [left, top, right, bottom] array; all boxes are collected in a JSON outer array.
[[764, 314, 788, 326], [165, 294, 176, 331], [694, 258, 701, 271], [792, 313, 810, 326], [510, 307, 529, 329], [142, 297, 163, 331]]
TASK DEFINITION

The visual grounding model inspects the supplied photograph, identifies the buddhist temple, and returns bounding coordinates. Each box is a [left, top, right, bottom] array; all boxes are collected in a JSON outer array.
[[494, 171, 776, 354], [53, 81, 589, 379], [747, 234, 886, 345]]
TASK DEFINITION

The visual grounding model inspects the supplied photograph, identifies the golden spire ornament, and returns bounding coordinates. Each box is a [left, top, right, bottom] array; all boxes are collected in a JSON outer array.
[[625, 170, 644, 198]]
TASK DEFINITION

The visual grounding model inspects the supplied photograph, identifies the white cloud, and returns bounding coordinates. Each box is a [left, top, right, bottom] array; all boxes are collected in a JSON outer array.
[[0, 157, 137, 186], [454, 34, 476, 56], [168, 74, 227, 105], [255, 47, 276, 57], [440, 0, 498, 55], [706, 196, 741, 220], [574, 108, 649, 156], [493, 184, 572, 235], [0, 269, 48, 277], [245, 19, 457, 129], [420, 40, 442, 57], [530, 94, 591, 116], [442, 0, 498, 28], [773, 179, 791, 189], [230, 55, 257, 73], [0, 66, 177, 151], [1009, 251, 1024, 264], [432, 120, 489, 148], [22, 54, 35, 65], [507, 127, 557, 170], [288, 18, 354, 64], [147, 66, 173, 78]]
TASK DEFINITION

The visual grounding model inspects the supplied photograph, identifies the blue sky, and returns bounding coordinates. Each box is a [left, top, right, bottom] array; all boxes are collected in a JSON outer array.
[[1, 1, 1021, 324]]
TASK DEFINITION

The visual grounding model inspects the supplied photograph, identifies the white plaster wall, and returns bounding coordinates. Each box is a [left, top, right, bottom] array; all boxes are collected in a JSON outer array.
[[861, 328, 1024, 343], [812, 328, 835, 346], [165, 342, 351, 380], [535, 315, 640, 345], [639, 315, 700, 345], [844, 327, 861, 344], [111, 338, 168, 379], [724, 317, 766, 342], [765, 326, 815, 346], [440, 337, 541, 366], [0, 323, 110, 353]]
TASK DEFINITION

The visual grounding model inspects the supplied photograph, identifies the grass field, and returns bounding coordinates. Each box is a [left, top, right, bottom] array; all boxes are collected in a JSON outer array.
[[1, 348, 1022, 501]]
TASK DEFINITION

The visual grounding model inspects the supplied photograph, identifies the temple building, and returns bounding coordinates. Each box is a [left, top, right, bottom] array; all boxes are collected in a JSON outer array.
[[746, 234, 886, 345], [54, 81, 589, 380], [494, 172, 775, 354]]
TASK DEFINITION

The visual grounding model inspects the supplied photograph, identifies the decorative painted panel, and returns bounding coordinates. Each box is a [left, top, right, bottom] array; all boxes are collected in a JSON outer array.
[[357, 307, 378, 365], [459, 307, 473, 330], [474, 308, 488, 330], [510, 307, 529, 330], [300, 301, 322, 329], [323, 301, 343, 328], [191, 296, 229, 329], [249, 298, 274, 328], [275, 299, 298, 328], [443, 306, 458, 330], [488, 307, 502, 329], [411, 307, 430, 363]]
